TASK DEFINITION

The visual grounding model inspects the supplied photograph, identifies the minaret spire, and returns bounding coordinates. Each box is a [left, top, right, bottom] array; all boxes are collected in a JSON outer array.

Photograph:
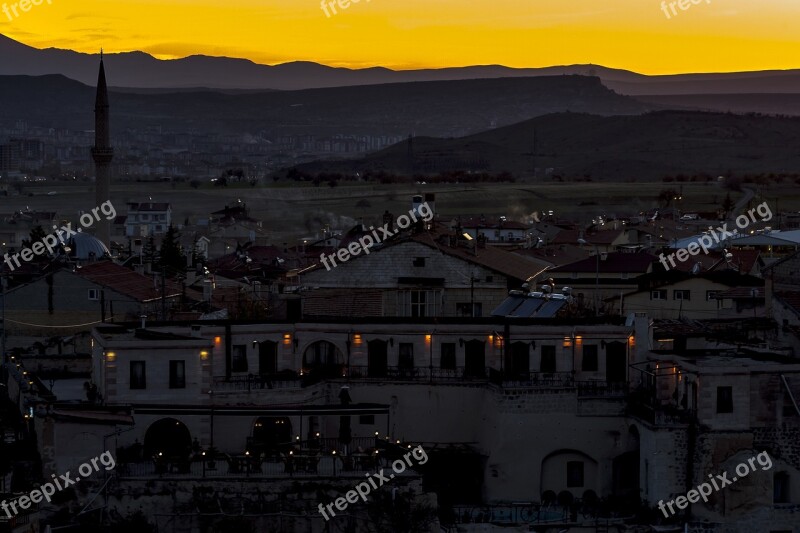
[[92, 53, 113, 249]]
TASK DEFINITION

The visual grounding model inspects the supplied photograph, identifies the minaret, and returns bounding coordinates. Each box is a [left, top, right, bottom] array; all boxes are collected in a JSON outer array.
[[92, 50, 113, 247]]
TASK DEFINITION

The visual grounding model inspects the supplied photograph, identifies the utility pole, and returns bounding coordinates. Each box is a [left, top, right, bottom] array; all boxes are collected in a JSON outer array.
[[1, 273, 6, 380], [161, 266, 167, 321]]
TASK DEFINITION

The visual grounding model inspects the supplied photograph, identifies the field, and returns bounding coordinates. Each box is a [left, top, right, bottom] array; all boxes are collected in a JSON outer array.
[[7, 179, 800, 243]]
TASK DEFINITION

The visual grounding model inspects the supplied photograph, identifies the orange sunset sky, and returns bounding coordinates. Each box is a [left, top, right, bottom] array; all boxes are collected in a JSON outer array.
[[0, 0, 799, 73]]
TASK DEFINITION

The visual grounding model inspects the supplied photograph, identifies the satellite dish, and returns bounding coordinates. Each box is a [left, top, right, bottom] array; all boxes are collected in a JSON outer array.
[[691, 263, 701, 275]]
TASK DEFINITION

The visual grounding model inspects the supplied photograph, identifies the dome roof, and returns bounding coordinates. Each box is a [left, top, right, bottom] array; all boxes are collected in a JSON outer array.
[[66, 231, 110, 260]]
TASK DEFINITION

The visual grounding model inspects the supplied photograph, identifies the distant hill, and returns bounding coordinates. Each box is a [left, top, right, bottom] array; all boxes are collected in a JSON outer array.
[[4, 33, 800, 95], [0, 74, 653, 137], [635, 94, 800, 116], [292, 111, 800, 179]]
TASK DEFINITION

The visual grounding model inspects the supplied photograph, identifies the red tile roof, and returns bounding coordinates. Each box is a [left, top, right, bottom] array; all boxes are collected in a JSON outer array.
[[75, 261, 181, 302]]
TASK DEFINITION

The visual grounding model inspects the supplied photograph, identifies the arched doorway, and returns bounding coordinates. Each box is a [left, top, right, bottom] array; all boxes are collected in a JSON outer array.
[[251, 417, 292, 454], [507, 341, 530, 379], [613, 425, 641, 503], [606, 341, 627, 383], [464, 340, 486, 378], [540, 449, 599, 500], [303, 341, 344, 378], [144, 418, 191, 459], [368, 339, 388, 377]]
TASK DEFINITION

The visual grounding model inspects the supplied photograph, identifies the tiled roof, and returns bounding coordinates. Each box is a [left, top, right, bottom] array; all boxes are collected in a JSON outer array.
[[457, 217, 531, 230], [550, 251, 657, 274], [552, 229, 623, 246], [714, 287, 765, 300], [75, 261, 181, 302], [302, 289, 384, 317], [669, 249, 761, 274], [411, 232, 549, 282], [127, 202, 170, 212]]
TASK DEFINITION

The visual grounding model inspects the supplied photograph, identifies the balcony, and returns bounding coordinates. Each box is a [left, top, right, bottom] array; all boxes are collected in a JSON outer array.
[[627, 388, 695, 425], [501, 372, 574, 389], [576, 381, 628, 398], [212, 373, 302, 391], [116, 437, 423, 481], [117, 454, 419, 480], [346, 365, 498, 382]]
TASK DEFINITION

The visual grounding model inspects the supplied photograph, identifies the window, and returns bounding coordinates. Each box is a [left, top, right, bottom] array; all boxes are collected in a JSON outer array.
[[398, 290, 439, 317], [359, 415, 375, 425], [398, 343, 414, 371], [674, 290, 691, 301], [650, 290, 667, 300], [456, 302, 483, 317], [130, 361, 146, 389], [541, 345, 556, 373], [567, 461, 585, 488], [412, 257, 426, 267], [774, 472, 790, 504], [716, 386, 733, 413], [88, 289, 99, 301], [440, 343, 456, 370], [169, 360, 186, 389], [232, 344, 249, 373], [706, 290, 719, 301], [582, 345, 599, 372]]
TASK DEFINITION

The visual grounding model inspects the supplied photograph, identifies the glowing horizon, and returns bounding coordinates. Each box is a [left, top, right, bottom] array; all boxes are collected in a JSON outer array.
[[1, 0, 799, 74]]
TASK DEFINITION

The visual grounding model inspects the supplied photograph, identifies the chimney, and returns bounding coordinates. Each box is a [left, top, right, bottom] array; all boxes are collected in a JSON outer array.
[[203, 279, 213, 302]]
